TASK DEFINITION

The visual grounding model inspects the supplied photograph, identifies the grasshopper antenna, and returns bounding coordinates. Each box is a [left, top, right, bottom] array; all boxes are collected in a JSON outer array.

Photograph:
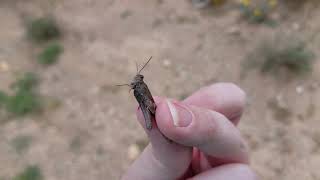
[[138, 56, 153, 74], [116, 84, 131, 87], [116, 84, 133, 93], [135, 61, 139, 74]]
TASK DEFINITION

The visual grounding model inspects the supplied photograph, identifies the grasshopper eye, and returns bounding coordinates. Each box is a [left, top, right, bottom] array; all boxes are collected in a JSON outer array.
[[136, 74, 144, 79]]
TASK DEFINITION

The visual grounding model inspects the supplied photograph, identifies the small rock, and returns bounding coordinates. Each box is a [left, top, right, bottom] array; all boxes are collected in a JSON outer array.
[[163, 59, 171, 67], [227, 26, 241, 36], [295, 85, 304, 95], [127, 144, 141, 160], [276, 94, 287, 109], [0, 61, 9, 72], [292, 23, 300, 31]]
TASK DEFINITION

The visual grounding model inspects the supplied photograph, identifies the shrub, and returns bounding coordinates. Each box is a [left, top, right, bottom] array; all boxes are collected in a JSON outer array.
[[0, 73, 42, 116], [0, 91, 8, 106], [6, 90, 41, 116], [27, 17, 61, 43], [12, 73, 38, 92], [244, 36, 315, 76], [13, 165, 43, 180], [260, 41, 314, 74], [38, 43, 63, 65]]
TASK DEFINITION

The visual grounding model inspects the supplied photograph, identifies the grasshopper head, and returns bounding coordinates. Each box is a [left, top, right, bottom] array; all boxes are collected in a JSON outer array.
[[131, 74, 144, 87], [134, 74, 144, 81]]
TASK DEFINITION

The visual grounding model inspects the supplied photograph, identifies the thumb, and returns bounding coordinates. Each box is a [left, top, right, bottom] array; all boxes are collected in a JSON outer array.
[[156, 99, 249, 164]]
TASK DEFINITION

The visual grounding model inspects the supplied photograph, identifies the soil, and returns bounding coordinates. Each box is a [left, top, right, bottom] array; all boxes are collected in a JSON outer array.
[[0, 0, 319, 180]]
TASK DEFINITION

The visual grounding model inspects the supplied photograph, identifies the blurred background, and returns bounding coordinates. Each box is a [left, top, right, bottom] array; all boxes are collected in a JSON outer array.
[[0, 0, 319, 180]]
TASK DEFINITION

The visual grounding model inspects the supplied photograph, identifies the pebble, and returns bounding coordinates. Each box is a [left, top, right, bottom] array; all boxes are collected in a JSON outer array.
[[276, 94, 287, 109], [127, 143, 141, 160], [295, 85, 304, 95], [227, 26, 241, 36], [0, 61, 9, 72], [292, 23, 300, 31], [163, 59, 171, 67]]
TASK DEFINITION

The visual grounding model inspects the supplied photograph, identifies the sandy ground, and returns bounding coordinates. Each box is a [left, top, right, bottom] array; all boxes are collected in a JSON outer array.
[[0, 0, 320, 180]]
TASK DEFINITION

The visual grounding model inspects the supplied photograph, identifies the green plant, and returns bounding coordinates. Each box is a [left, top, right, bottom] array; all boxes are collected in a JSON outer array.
[[13, 165, 43, 180], [27, 17, 61, 43], [261, 42, 314, 74], [244, 36, 315, 76], [6, 91, 41, 116], [240, 0, 277, 24], [0, 73, 42, 116], [11, 135, 33, 154], [0, 91, 8, 106], [12, 73, 38, 92], [38, 43, 63, 65]]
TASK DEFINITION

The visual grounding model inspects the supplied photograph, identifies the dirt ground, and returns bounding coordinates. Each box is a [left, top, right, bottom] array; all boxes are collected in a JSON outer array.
[[0, 0, 320, 180]]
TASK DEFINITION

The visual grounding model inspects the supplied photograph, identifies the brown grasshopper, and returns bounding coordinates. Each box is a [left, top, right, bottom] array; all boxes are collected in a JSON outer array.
[[118, 57, 156, 130]]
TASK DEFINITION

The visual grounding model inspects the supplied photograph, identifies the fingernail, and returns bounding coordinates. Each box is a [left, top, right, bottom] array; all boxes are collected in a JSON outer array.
[[167, 100, 193, 127]]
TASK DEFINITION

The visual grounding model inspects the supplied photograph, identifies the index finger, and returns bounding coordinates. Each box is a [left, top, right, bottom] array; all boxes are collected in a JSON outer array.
[[183, 83, 246, 125]]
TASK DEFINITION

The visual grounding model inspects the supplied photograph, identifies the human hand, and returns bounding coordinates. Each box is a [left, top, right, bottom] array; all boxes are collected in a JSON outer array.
[[122, 83, 257, 180]]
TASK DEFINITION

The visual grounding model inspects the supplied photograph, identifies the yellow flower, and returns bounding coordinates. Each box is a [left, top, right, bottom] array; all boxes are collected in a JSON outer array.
[[212, 0, 225, 5], [268, 0, 277, 8], [241, 0, 250, 7], [253, 8, 262, 17]]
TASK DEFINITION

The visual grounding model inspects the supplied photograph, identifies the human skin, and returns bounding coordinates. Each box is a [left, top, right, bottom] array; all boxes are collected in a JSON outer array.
[[122, 83, 258, 180]]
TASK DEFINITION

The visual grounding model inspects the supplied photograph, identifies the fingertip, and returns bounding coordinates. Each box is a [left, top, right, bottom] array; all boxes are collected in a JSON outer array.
[[184, 82, 247, 125], [154, 99, 190, 145], [155, 99, 173, 128], [156, 100, 212, 144], [212, 83, 247, 108]]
